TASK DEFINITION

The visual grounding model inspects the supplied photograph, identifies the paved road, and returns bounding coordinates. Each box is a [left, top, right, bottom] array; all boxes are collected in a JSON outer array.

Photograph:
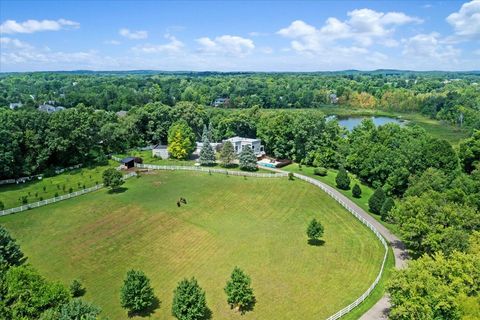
[[268, 168, 408, 319]]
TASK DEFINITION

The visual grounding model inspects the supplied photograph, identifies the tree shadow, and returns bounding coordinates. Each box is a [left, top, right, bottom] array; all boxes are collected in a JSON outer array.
[[307, 239, 325, 246], [229, 298, 257, 315], [107, 187, 128, 194], [201, 306, 213, 320], [127, 297, 160, 318]]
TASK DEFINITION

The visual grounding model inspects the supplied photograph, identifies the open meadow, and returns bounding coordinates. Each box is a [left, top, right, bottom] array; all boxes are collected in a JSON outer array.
[[0, 171, 384, 319]]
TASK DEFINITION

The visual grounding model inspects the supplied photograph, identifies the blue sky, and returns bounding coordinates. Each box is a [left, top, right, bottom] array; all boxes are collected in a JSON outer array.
[[1, 0, 479, 72]]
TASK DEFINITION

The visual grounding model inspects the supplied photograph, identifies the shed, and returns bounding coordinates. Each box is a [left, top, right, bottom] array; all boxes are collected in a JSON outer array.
[[121, 157, 143, 169]]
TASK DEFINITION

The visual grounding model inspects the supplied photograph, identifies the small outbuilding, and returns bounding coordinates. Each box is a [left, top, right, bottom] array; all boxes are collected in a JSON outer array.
[[152, 144, 169, 159], [120, 157, 143, 169]]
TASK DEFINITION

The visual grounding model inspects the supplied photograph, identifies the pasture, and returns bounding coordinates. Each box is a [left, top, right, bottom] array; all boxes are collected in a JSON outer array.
[[0, 171, 384, 319]]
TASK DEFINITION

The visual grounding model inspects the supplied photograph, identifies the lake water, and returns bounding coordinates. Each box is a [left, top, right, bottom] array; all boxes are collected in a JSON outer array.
[[327, 116, 406, 131]]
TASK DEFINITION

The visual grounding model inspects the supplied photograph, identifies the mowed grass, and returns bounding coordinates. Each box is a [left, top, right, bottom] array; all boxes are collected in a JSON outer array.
[[0, 171, 384, 320], [0, 162, 116, 210], [283, 164, 400, 236]]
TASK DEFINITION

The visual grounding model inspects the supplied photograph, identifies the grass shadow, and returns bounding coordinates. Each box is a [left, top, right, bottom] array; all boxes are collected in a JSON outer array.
[[107, 187, 128, 194], [128, 296, 160, 318], [307, 239, 325, 246]]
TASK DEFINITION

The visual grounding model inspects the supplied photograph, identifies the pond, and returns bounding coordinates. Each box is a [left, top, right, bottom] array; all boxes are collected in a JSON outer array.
[[327, 115, 406, 131]]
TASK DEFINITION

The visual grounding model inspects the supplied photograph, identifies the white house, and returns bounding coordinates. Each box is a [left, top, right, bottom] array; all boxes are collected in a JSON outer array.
[[194, 142, 222, 156], [38, 104, 65, 113], [152, 144, 169, 159], [9, 102, 22, 110], [224, 137, 265, 157]]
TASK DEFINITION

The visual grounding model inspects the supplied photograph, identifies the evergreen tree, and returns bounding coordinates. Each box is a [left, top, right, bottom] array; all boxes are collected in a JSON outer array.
[[369, 188, 386, 215], [168, 120, 196, 160], [0, 225, 24, 267], [380, 197, 395, 221], [58, 299, 101, 319], [224, 267, 255, 313], [220, 141, 236, 168], [352, 183, 362, 198], [335, 167, 351, 190], [199, 136, 216, 166], [239, 147, 257, 171], [120, 270, 156, 314], [172, 277, 207, 320], [306, 219, 324, 242]]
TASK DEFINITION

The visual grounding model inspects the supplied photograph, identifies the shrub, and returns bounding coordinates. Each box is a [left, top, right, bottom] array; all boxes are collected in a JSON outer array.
[[288, 172, 294, 180], [369, 188, 386, 215], [58, 299, 101, 319], [0, 225, 24, 267], [352, 184, 362, 198], [0, 200, 4, 211], [54, 192, 59, 198], [70, 279, 85, 297], [68, 187, 73, 193], [381, 197, 395, 221], [102, 168, 124, 190], [306, 218, 324, 242], [314, 167, 328, 176], [335, 167, 351, 190]]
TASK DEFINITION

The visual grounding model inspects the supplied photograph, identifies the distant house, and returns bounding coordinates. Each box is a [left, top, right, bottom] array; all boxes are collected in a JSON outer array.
[[329, 93, 338, 104], [152, 144, 169, 159], [213, 98, 229, 107], [116, 110, 127, 117], [224, 137, 265, 157], [9, 102, 22, 110], [38, 104, 64, 113], [121, 157, 142, 169]]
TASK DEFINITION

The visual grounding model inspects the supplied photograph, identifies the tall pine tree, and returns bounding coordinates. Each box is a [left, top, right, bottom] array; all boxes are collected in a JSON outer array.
[[220, 141, 236, 168], [239, 146, 257, 171]]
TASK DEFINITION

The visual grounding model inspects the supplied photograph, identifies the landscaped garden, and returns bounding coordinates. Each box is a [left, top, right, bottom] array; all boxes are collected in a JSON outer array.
[[0, 170, 385, 319]]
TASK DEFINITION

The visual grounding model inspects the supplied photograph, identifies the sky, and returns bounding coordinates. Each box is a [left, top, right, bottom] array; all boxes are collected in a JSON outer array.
[[0, 0, 479, 72]]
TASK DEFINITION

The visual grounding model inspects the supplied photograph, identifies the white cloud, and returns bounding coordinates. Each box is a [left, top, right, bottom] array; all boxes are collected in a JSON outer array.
[[132, 34, 184, 54], [446, 0, 480, 38], [402, 32, 460, 61], [119, 28, 148, 40], [0, 37, 33, 49], [196, 35, 255, 57], [104, 40, 121, 45], [278, 9, 422, 53], [0, 19, 79, 34]]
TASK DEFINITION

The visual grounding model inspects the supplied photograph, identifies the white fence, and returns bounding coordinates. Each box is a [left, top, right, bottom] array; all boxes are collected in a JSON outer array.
[[291, 174, 388, 320], [135, 163, 288, 178], [0, 164, 83, 186], [0, 172, 137, 217]]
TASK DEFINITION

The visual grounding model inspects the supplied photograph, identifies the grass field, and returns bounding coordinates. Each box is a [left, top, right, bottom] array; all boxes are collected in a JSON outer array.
[[283, 164, 400, 236], [0, 162, 116, 210], [0, 171, 384, 319]]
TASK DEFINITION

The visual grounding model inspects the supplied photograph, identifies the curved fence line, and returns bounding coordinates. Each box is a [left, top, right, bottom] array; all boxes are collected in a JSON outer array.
[[0, 172, 137, 216], [292, 173, 388, 320], [135, 163, 288, 178]]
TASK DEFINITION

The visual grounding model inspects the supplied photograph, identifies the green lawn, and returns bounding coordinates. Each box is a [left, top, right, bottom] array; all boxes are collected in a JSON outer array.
[[0, 171, 384, 320], [283, 163, 400, 236], [0, 162, 116, 210]]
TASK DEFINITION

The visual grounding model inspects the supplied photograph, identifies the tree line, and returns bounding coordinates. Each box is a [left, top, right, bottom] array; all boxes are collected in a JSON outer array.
[[1, 72, 479, 129]]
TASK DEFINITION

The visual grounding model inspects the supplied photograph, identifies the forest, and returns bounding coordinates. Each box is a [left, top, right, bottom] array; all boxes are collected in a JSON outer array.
[[1, 71, 479, 319]]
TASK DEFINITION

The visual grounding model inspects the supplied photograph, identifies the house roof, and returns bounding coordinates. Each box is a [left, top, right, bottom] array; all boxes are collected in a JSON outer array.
[[152, 144, 168, 150], [225, 136, 261, 143]]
